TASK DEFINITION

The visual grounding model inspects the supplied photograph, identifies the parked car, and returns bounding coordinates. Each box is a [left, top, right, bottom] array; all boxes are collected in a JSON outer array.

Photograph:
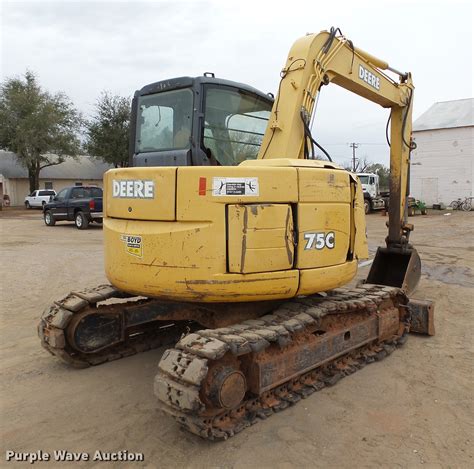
[[43, 186, 103, 229], [24, 190, 56, 209]]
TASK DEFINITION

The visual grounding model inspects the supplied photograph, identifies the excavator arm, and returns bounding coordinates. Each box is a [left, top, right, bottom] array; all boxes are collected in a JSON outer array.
[[258, 27, 420, 292]]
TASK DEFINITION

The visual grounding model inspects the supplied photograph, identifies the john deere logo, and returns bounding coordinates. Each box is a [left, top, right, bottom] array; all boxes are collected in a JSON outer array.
[[358, 65, 380, 90], [113, 180, 154, 199]]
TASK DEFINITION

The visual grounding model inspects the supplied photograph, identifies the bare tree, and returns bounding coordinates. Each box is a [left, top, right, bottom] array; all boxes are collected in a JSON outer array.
[[343, 155, 371, 172]]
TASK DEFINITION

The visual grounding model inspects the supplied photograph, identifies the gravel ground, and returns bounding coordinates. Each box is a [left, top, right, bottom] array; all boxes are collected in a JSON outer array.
[[1, 208, 473, 468]]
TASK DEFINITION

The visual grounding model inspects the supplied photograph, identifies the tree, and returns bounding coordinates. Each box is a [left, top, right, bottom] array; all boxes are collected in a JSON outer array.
[[85, 92, 131, 168], [229, 130, 263, 163], [343, 157, 390, 189], [343, 155, 371, 173], [344, 160, 390, 189], [0, 71, 81, 192], [365, 163, 390, 189]]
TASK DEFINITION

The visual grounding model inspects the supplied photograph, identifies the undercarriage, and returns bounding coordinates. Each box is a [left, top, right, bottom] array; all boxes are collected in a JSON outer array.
[[38, 285, 278, 367], [154, 284, 409, 439], [38, 283, 433, 440]]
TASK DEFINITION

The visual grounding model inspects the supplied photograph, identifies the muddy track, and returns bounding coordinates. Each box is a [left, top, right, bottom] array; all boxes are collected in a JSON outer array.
[[38, 285, 192, 367], [155, 285, 409, 440]]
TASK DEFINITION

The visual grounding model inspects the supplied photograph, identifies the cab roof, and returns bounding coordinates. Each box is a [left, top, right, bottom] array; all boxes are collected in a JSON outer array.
[[136, 75, 274, 103]]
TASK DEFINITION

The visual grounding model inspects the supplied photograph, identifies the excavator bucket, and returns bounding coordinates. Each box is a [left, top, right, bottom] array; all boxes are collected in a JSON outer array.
[[366, 247, 421, 295]]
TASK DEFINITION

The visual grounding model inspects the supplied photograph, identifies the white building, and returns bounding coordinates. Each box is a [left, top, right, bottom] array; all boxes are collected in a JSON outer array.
[[410, 98, 473, 207]]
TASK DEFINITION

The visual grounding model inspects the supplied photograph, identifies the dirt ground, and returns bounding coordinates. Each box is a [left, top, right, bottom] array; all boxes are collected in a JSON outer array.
[[1, 208, 473, 468]]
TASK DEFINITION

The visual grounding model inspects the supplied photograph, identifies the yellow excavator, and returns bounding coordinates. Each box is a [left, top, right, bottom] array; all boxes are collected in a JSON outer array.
[[39, 27, 434, 439]]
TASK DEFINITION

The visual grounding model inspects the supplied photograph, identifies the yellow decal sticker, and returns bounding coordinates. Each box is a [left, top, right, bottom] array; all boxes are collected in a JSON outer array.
[[120, 234, 143, 258]]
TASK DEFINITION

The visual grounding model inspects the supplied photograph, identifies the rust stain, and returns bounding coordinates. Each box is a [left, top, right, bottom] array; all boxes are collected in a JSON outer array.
[[130, 257, 157, 267], [176, 276, 295, 285], [240, 206, 248, 273], [224, 289, 293, 297], [249, 227, 280, 232], [131, 262, 198, 269]]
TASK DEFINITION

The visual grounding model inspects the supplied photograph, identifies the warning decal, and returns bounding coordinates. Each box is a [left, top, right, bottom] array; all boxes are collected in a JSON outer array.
[[120, 234, 143, 258], [212, 177, 259, 196]]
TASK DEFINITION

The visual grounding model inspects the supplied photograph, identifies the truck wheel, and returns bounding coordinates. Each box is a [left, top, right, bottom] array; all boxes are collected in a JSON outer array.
[[44, 210, 55, 226], [25, 201, 30, 209], [364, 200, 370, 215], [75, 211, 90, 230]]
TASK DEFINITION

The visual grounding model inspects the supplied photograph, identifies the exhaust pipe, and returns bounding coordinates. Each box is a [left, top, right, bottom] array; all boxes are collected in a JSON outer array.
[[366, 246, 421, 296]]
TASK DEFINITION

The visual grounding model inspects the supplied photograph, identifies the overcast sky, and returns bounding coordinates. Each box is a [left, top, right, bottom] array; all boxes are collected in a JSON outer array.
[[1, 0, 472, 167]]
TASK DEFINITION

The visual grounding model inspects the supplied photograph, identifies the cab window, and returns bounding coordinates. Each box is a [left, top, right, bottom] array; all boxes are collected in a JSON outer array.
[[89, 187, 103, 198], [71, 187, 102, 198], [203, 87, 272, 166], [55, 188, 68, 201], [71, 187, 85, 199], [136, 88, 193, 153]]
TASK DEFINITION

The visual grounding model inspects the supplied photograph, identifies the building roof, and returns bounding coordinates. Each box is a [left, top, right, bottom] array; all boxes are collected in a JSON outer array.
[[0, 151, 113, 179], [413, 98, 474, 132]]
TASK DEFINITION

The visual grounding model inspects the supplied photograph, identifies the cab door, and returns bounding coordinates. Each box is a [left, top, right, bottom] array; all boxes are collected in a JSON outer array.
[[30, 190, 38, 207], [51, 188, 69, 220]]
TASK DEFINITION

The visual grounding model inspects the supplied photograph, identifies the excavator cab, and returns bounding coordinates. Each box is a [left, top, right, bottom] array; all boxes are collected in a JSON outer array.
[[129, 75, 274, 169]]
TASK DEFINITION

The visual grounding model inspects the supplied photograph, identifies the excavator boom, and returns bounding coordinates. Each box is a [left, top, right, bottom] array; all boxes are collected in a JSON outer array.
[[258, 27, 420, 293]]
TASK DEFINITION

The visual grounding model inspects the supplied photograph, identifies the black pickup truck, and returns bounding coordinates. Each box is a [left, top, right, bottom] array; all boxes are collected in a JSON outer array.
[[43, 186, 103, 229]]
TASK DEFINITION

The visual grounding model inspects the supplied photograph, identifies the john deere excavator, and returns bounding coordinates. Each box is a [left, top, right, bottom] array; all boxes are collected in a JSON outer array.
[[39, 27, 434, 439]]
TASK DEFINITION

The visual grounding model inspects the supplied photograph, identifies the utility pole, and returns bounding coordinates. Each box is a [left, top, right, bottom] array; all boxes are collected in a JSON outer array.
[[349, 143, 359, 172]]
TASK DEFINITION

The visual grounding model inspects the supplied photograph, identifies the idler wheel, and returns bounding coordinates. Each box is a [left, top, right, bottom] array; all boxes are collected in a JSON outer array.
[[206, 366, 247, 409], [67, 311, 122, 353]]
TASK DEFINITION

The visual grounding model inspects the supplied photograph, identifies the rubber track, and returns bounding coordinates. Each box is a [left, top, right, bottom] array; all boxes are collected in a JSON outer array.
[[38, 285, 187, 367], [154, 284, 410, 440]]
